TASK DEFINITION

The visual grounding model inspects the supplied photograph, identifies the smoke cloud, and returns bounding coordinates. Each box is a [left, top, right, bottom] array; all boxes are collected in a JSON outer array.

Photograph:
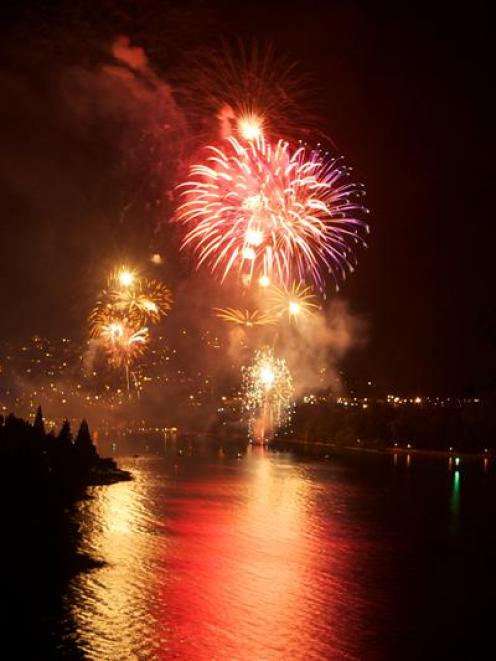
[[278, 299, 368, 397], [0, 31, 369, 441]]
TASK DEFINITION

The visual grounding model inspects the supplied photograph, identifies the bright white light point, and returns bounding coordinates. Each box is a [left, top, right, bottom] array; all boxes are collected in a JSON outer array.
[[119, 270, 135, 287], [109, 323, 124, 339], [238, 115, 263, 140], [245, 228, 264, 246], [260, 366, 275, 388], [259, 275, 270, 287], [242, 247, 256, 260], [143, 300, 157, 312], [289, 301, 300, 315], [243, 194, 263, 211]]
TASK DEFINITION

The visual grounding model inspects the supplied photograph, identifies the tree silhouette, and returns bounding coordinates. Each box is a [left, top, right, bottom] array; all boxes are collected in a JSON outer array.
[[74, 419, 98, 472], [33, 405, 45, 437], [58, 419, 72, 445]]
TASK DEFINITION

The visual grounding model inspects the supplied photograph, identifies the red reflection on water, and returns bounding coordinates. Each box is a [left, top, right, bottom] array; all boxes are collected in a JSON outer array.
[[152, 448, 360, 659]]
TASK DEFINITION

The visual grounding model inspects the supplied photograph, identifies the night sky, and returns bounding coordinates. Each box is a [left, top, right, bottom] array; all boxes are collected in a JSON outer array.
[[0, 1, 492, 395]]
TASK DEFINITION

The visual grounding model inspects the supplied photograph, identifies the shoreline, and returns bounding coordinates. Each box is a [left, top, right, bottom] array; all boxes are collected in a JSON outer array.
[[87, 464, 133, 486], [268, 437, 490, 460]]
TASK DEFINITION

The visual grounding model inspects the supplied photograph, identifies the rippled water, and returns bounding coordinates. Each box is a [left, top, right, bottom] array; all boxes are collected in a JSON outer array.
[[63, 445, 496, 659]]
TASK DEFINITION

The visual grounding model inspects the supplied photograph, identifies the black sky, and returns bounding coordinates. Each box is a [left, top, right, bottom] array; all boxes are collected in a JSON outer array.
[[0, 0, 492, 394]]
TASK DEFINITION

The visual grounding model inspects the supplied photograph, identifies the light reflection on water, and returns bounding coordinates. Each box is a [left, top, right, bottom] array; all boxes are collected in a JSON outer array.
[[70, 469, 160, 658], [65, 445, 496, 660]]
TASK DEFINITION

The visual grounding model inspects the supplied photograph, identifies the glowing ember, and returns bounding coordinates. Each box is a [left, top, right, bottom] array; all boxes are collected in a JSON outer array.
[[259, 275, 271, 287]]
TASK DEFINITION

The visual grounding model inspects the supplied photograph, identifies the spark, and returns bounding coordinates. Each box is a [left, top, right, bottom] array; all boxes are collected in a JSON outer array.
[[259, 275, 271, 287], [245, 228, 264, 246], [177, 136, 368, 290], [142, 299, 158, 313], [238, 114, 264, 140], [177, 42, 318, 143], [242, 246, 256, 261], [289, 301, 300, 316], [242, 347, 294, 443], [88, 264, 172, 391], [92, 267, 172, 327], [214, 307, 277, 327], [260, 366, 275, 389], [110, 279, 173, 324], [267, 282, 320, 321], [116, 267, 137, 288], [94, 311, 149, 369]]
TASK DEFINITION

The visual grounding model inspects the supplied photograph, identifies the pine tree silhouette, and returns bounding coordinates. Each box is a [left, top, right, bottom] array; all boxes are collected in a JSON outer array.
[[33, 405, 45, 437], [74, 419, 98, 471], [58, 419, 72, 445]]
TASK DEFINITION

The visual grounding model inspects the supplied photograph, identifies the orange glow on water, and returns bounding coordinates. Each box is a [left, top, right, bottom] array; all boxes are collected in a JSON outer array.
[[153, 449, 350, 658], [68, 452, 383, 659]]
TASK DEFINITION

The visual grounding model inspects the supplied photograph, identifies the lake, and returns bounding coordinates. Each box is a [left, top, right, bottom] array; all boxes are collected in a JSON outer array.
[[58, 442, 495, 659]]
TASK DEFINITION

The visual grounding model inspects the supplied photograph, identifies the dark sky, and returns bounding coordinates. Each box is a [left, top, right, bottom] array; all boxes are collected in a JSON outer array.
[[0, 0, 492, 394]]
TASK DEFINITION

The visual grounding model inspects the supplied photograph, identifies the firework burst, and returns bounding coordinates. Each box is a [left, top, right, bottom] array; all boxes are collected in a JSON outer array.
[[242, 347, 294, 443], [176, 41, 317, 143], [177, 136, 368, 290], [90, 308, 148, 365], [111, 265, 138, 289], [214, 307, 277, 327], [110, 279, 173, 325], [89, 264, 172, 392], [91, 266, 172, 329], [266, 282, 320, 322]]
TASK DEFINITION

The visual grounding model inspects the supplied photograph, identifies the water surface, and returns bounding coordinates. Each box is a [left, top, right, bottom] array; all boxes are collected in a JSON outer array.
[[65, 445, 496, 659]]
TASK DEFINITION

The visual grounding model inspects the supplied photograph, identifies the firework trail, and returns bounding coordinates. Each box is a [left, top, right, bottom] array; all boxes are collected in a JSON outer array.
[[176, 41, 318, 143], [177, 136, 368, 291], [214, 307, 277, 327], [242, 347, 294, 444]]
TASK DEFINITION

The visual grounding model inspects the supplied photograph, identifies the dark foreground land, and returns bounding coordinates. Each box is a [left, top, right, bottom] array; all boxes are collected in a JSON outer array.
[[0, 409, 130, 657]]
